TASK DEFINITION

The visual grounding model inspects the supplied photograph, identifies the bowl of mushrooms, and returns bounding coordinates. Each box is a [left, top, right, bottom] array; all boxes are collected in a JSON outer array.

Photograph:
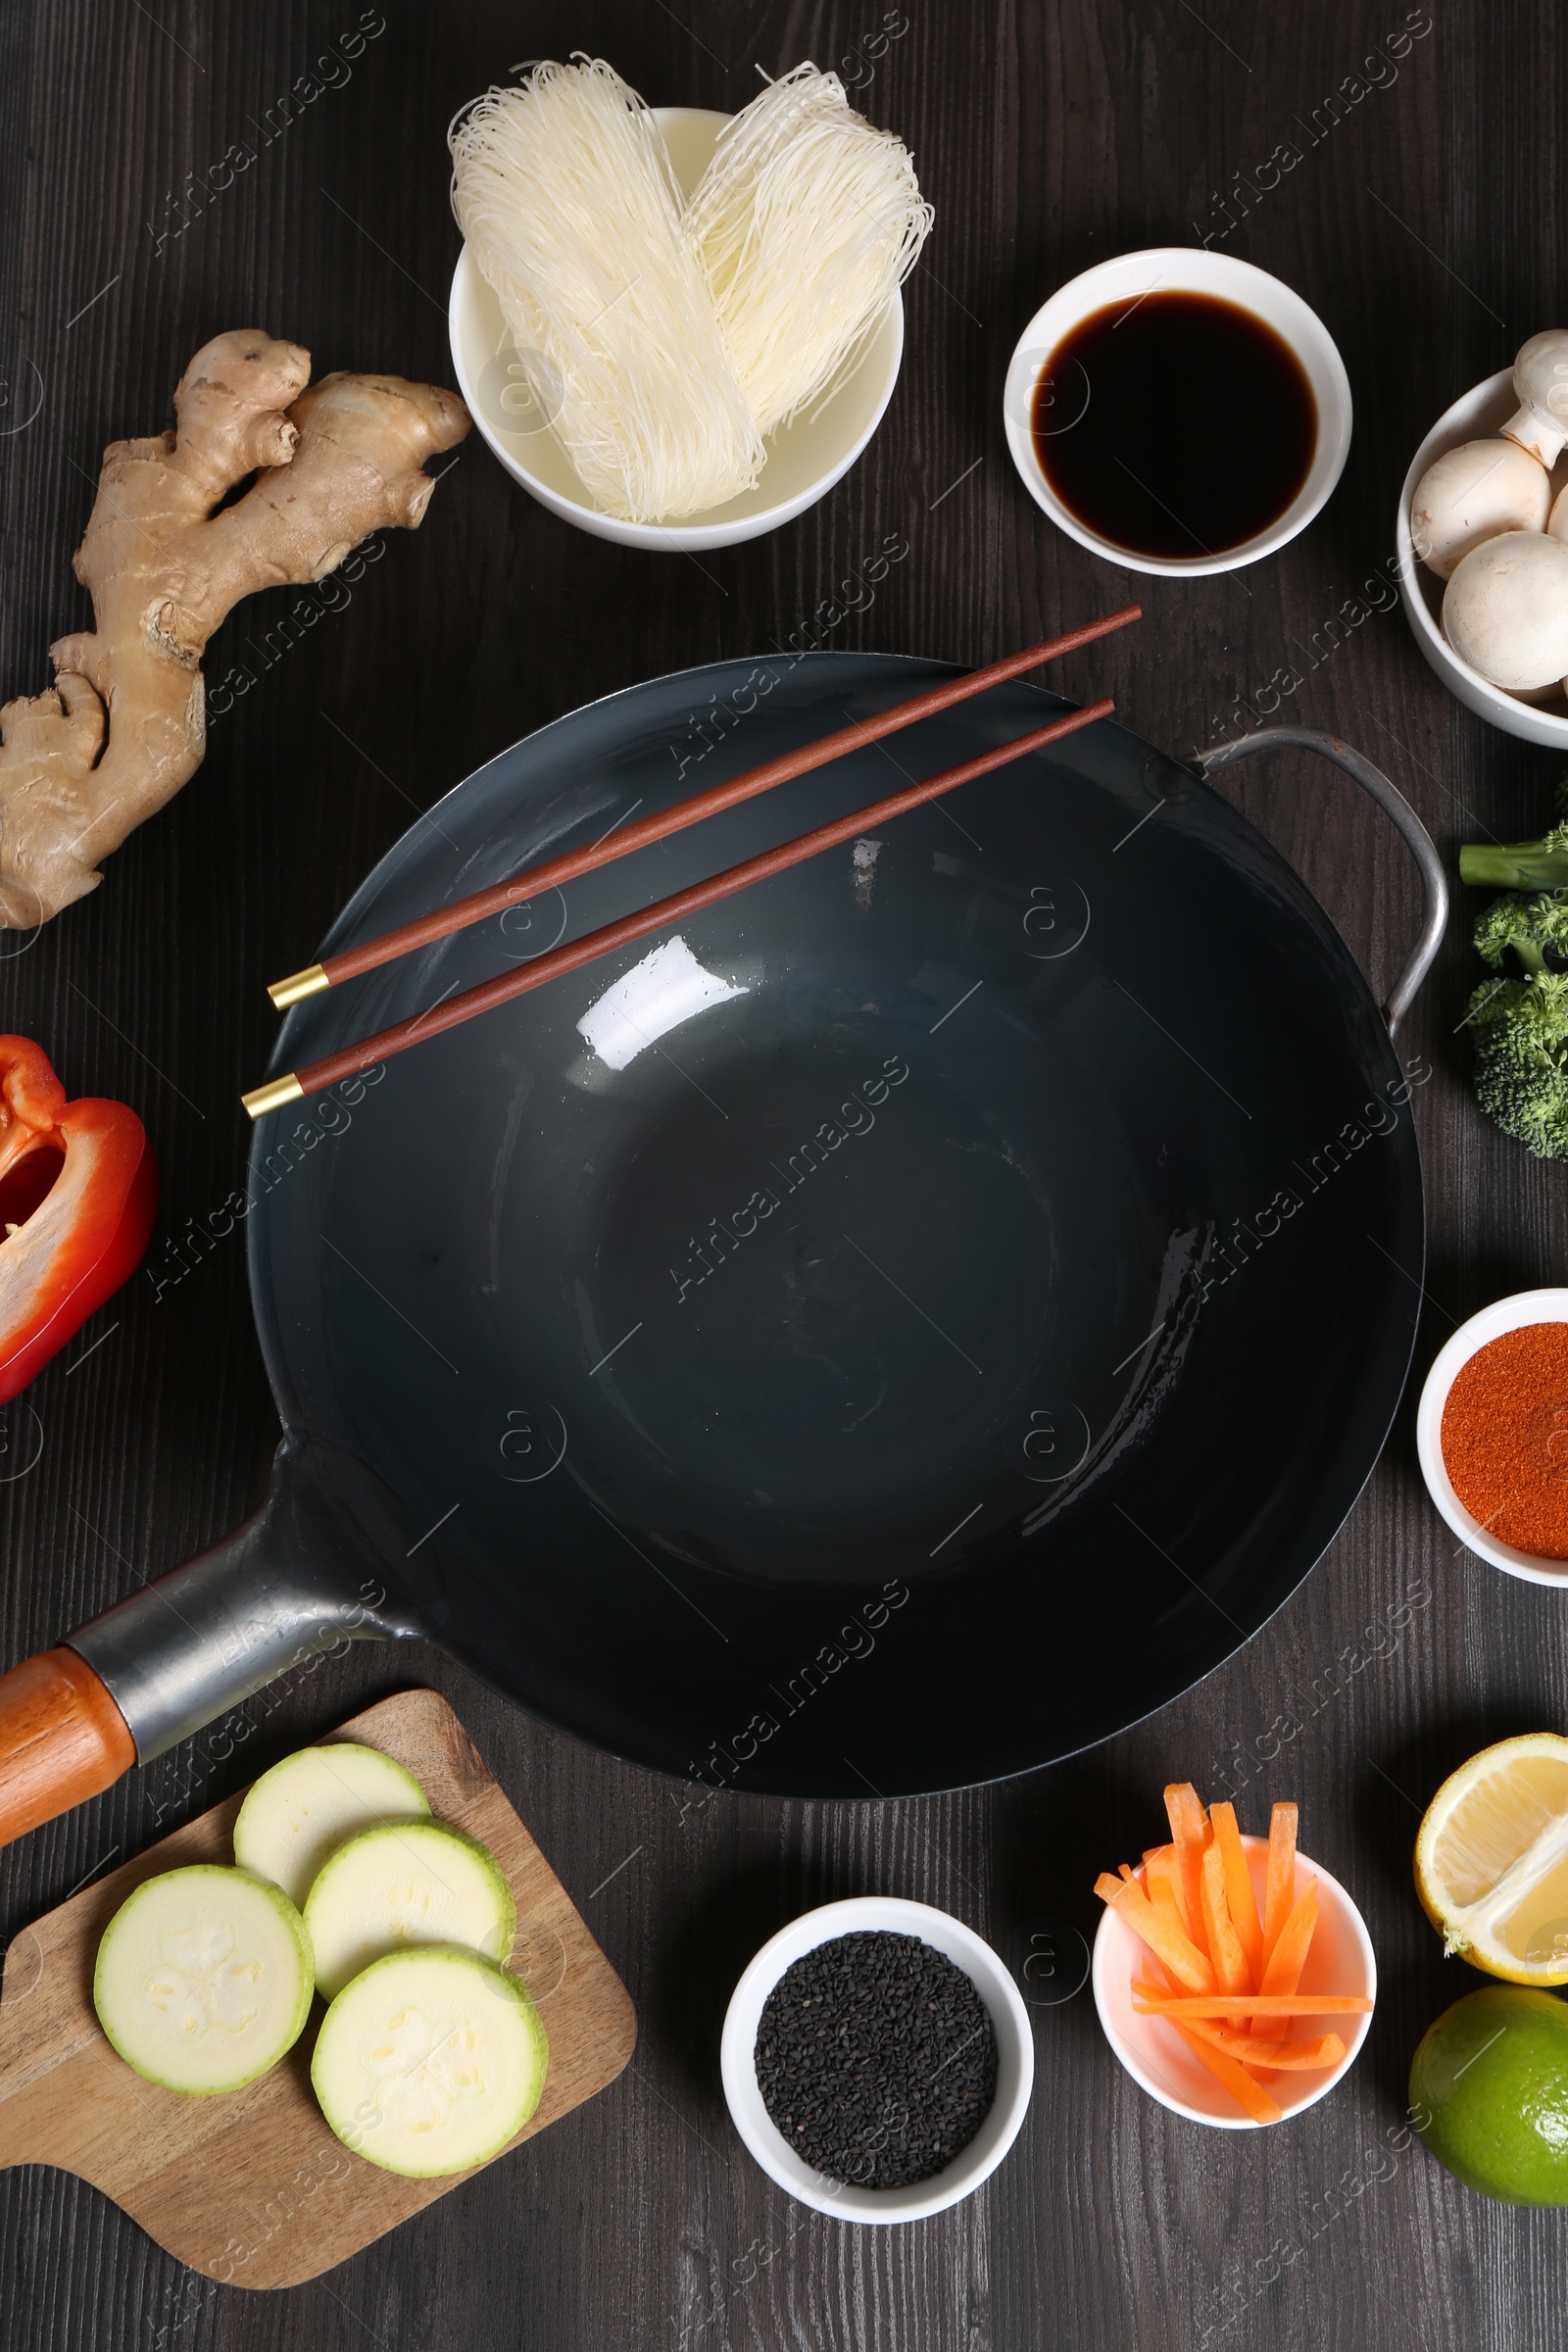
[[1397, 335, 1568, 746]]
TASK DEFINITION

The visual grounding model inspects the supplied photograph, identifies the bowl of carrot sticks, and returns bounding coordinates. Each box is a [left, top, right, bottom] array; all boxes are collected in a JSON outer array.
[[1091, 1784, 1376, 2128]]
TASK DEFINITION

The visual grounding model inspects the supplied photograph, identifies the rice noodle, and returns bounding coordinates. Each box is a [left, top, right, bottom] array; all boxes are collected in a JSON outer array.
[[686, 65, 933, 437], [450, 57, 763, 522]]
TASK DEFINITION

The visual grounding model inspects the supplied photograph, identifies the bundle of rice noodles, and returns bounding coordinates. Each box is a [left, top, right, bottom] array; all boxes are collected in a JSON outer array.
[[450, 58, 763, 521], [686, 65, 933, 435], [449, 56, 934, 519]]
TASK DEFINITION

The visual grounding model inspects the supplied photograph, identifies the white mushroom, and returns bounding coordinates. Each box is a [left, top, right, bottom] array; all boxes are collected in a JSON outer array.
[[1549, 481, 1568, 543], [1502, 330, 1568, 468], [1443, 531, 1568, 694], [1410, 438, 1551, 578]]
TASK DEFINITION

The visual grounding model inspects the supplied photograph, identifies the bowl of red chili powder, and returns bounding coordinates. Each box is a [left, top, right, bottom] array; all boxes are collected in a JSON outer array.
[[1418, 1290, 1568, 1583]]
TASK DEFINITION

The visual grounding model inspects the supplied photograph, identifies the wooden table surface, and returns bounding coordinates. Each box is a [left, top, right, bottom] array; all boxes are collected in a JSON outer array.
[[0, 2, 1559, 2346]]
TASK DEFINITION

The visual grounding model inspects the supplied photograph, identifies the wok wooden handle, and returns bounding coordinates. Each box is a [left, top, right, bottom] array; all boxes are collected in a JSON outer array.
[[0, 1648, 134, 1846]]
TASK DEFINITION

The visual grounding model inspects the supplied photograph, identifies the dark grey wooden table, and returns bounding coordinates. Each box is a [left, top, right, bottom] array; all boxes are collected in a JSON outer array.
[[0, 2, 1561, 2345]]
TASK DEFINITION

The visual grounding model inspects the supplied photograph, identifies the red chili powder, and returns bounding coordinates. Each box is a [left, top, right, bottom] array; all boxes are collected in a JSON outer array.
[[1441, 1322, 1568, 1558]]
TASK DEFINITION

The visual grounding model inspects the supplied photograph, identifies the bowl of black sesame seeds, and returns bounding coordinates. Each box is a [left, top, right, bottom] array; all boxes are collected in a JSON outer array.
[[720, 1896, 1034, 2221]]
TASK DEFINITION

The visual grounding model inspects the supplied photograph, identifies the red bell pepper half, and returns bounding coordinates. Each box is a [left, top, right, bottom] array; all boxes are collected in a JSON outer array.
[[0, 1036, 158, 1403]]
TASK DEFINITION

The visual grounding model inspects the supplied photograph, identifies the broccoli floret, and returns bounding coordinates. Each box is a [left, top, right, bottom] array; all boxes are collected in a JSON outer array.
[[1464, 776, 1568, 1154], [1473, 890, 1568, 974], [1468, 964, 1568, 1157]]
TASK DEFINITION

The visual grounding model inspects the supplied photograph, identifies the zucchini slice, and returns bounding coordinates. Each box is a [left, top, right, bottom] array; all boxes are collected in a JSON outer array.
[[303, 1819, 516, 2001], [232, 1740, 430, 1908], [313, 1944, 548, 2176], [93, 1864, 314, 2094]]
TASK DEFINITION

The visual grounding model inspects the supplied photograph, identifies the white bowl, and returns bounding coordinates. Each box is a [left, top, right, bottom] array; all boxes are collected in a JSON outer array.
[[1396, 371, 1568, 745], [448, 107, 904, 553], [1002, 247, 1352, 576], [720, 1895, 1034, 2222], [1092, 1836, 1375, 2129], [1416, 1287, 1568, 1583]]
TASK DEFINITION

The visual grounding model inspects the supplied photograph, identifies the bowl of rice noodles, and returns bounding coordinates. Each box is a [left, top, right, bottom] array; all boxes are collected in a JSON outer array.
[[448, 60, 930, 550]]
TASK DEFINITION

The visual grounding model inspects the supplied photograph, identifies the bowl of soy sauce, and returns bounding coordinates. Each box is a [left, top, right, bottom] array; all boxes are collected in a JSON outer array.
[[1003, 248, 1351, 576]]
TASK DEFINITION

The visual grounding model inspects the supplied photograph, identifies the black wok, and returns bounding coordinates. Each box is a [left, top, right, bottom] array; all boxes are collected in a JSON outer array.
[[0, 656, 1445, 1829]]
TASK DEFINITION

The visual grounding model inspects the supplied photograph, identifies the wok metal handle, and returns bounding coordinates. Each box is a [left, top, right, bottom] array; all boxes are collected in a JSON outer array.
[[1198, 727, 1447, 1038], [66, 1435, 426, 1766], [0, 1436, 426, 1849]]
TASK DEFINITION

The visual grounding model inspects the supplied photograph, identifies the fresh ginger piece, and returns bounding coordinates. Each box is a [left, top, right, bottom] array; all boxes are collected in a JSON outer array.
[[1263, 1802, 1298, 1964], [1094, 1872, 1218, 1993], [1200, 1840, 1251, 2026], [1163, 1783, 1212, 1961], [1168, 2020, 1283, 2125], [1209, 1801, 1265, 1984], [1259, 1877, 1319, 1998], [0, 333, 469, 927]]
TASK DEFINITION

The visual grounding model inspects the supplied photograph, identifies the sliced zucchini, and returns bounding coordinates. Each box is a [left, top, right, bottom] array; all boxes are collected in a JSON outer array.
[[232, 1740, 430, 1908], [93, 1864, 314, 2095], [313, 1944, 548, 2176], [303, 1819, 516, 2002]]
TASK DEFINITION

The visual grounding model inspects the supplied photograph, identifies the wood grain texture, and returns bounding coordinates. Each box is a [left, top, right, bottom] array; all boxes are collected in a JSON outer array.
[[0, 1650, 134, 1844], [0, 1689, 636, 2287], [0, 2, 1561, 2348]]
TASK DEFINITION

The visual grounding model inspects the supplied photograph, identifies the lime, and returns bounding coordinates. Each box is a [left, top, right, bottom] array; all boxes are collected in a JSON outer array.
[[1410, 1985, 1568, 2204]]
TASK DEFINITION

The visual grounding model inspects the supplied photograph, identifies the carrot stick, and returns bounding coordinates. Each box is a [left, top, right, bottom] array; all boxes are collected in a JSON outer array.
[[1259, 1878, 1319, 1998], [1180, 2019, 1347, 2071], [1168, 2021, 1283, 2125], [1200, 1840, 1251, 2028], [1132, 1984, 1371, 2017], [1094, 1873, 1218, 1993], [1263, 1802, 1298, 1965], [1209, 1801, 1265, 1985], [1148, 1889, 1206, 1968], [1164, 1784, 1212, 1961], [1144, 1847, 1186, 1930], [1146, 1844, 1198, 1942]]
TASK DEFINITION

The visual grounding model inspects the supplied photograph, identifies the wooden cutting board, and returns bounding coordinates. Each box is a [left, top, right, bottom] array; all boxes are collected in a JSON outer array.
[[0, 1689, 636, 2287]]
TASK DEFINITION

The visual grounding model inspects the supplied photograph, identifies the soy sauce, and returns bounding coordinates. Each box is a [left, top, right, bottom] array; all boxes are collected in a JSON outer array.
[[1032, 291, 1317, 560]]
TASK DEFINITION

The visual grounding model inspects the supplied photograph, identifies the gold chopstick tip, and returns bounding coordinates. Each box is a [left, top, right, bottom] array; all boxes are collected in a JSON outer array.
[[242, 1073, 305, 1121], [267, 962, 330, 1009]]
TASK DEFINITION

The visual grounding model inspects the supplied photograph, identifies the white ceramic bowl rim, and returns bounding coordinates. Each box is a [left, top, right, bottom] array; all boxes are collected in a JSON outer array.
[[1415, 1288, 1568, 1584], [719, 1895, 1034, 2222], [1091, 1837, 1376, 2129], [1002, 246, 1353, 577]]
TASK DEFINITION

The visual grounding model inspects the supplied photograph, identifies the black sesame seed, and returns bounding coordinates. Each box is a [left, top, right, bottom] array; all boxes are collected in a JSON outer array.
[[754, 1930, 999, 2189]]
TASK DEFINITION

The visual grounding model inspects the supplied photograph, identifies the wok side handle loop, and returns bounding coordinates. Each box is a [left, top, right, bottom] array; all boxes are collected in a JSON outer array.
[[1198, 726, 1447, 1039]]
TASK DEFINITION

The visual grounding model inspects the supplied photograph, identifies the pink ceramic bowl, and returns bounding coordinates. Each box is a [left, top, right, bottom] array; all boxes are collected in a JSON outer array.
[[1091, 1835, 1376, 2129]]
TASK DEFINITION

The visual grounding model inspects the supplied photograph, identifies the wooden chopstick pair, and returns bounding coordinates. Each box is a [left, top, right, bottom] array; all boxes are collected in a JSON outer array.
[[242, 607, 1139, 1117]]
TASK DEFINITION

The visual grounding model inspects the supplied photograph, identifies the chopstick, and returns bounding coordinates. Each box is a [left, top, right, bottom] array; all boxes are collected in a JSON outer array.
[[242, 694, 1114, 1117], [264, 605, 1141, 1008]]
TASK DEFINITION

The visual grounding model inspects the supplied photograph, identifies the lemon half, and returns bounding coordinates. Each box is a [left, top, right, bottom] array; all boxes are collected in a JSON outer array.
[[1415, 1734, 1568, 1984]]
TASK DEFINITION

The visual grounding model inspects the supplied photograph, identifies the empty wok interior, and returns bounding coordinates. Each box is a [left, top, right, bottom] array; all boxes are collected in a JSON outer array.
[[250, 657, 1422, 1795]]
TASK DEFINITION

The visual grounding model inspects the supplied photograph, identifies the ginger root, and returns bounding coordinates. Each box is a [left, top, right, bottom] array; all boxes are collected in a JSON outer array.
[[0, 330, 469, 928]]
